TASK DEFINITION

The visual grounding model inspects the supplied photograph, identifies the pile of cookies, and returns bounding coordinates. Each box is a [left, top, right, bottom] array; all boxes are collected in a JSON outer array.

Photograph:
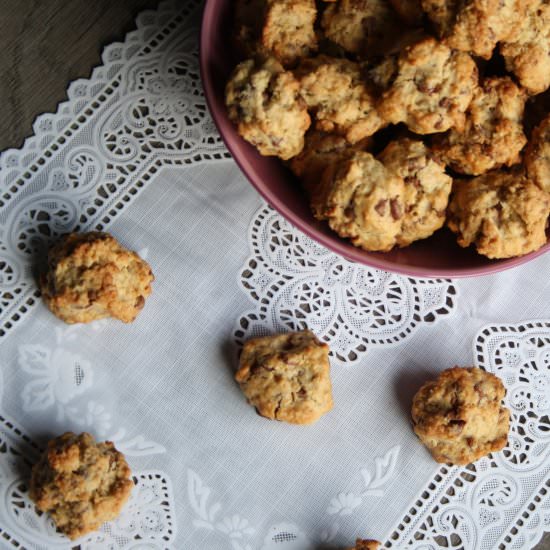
[[225, 0, 550, 259]]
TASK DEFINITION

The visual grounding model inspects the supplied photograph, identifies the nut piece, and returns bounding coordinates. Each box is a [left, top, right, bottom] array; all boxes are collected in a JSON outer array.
[[225, 57, 310, 160], [447, 171, 550, 259], [412, 367, 510, 465], [40, 232, 154, 324], [29, 432, 133, 540], [235, 330, 333, 424], [434, 77, 527, 176]]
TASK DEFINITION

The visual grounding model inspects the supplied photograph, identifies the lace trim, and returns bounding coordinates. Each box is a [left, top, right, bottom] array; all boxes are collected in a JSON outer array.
[[0, 411, 176, 549], [0, 0, 229, 339], [235, 206, 457, 365], [385, 321, 550, 549]]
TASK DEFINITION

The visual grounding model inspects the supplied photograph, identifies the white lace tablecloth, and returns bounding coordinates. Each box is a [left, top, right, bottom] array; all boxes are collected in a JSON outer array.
[[0, 2, 549, 549]]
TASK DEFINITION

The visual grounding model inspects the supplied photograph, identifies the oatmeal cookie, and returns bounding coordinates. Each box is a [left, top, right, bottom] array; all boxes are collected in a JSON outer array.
[[434, 77, 527, 175], [525, 115, 550, 193], [321, 0, 402, 57], [347, 540, 381, 550], [40, 232, 154, 324], [412, 367, 510, 465], [500, 0, 550, 95], [297, 56, 385, 143], [234, 0, 317, 65], [289, 130, 372, 195], [314, 151, 406, 251], [225, 57, 310, 160], [30, 432, 133, 540], [261, 0, 318, 66], [422, 0, 525, 59], [379, 37, 478, 134], [378, 138, 452, 246], [447, 170, 550, 259], [235, 330, 333, 424]]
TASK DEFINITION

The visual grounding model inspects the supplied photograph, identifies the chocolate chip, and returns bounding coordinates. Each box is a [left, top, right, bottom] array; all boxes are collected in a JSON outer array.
[[375, 199, 388, 215], [390, 198, 403, 220]]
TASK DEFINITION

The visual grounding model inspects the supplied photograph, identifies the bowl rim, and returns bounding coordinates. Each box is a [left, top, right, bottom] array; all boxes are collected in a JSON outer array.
[[199, 0, 550, 279]]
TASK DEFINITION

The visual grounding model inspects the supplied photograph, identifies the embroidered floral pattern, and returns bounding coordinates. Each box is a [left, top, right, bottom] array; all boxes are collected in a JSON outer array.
[[235, 206, 457, 366]]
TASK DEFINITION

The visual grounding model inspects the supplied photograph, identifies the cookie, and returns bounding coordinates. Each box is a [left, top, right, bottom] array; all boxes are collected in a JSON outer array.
[[321, 0, 402, 57], [40, 232, 154, 324], [412, 367, 510, 465], [314, 151, 406, 251], [225, 57, 310, 160], [29, 432, 133, 540], [297, 56, 385, 143], [235, 330, 333, 424], [379, 37, 478, 134], [261, 0, 318, 66], [447, 170, 550, 259], [525, 114, 550, 193], [378, 138, 452, 246], [433, 77, 527, 175], [500, 0, 550, 95], [289, 130, 372, 197], [422, 0, 524, 59], [348, 540, 381, 550]]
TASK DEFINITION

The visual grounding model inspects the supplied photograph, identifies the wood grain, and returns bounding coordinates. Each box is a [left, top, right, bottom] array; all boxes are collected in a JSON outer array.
[[0, 0, 158, 151], [0, 3, 548, 549]]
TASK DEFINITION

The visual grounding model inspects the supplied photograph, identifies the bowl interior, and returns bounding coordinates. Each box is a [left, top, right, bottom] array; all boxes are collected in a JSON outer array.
[[199, 0, 550, 278]]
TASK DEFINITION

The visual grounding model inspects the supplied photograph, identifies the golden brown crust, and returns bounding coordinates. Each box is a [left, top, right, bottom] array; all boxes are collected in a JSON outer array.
[[447, 171, 550, 259], [378, 138, 452, 246], [412, 367, 510, 465], [348, 539, 381, 550], [30, 432, 133, 540], [289, 130, 372, 198], [315, 151, 406, 251], [433, 77, 527, 175], [500, 0, 550, 95], [236, 330, 334, 424], [297, 56, 385, 143], [422, 0, 527, 59], [40, 232, 153, 324], [525, 114, 550, 193], [321, 0, 403, 57], [225, 57, 311, 160], [379, 37, 478, 134]]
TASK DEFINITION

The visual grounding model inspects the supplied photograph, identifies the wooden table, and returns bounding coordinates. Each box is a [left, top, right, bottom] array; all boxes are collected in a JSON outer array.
[[0, 2, 548, 549]]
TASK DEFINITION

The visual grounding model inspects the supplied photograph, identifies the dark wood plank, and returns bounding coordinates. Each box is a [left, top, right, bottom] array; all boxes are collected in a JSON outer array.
[[0, 0, 159, 151]]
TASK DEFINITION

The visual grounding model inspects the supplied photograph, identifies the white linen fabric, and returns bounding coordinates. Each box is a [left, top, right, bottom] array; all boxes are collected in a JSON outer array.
[[0, 2, 548, 549]]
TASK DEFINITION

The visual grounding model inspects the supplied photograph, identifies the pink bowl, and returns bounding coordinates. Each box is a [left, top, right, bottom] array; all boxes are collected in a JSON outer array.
[[199, 0, 550, 278]]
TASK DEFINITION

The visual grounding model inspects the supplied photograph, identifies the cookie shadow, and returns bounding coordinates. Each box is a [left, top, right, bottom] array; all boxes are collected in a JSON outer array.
[[393, 365, 434, 422], [221, 337, 240, 377]]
